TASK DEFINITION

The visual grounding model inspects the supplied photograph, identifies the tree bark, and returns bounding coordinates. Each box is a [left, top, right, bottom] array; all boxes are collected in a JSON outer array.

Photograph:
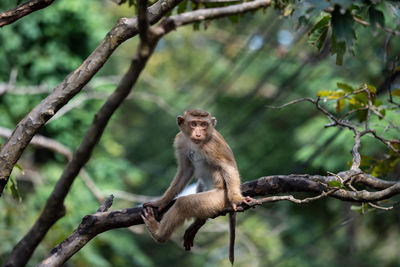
[[39, 171, 398, 266]]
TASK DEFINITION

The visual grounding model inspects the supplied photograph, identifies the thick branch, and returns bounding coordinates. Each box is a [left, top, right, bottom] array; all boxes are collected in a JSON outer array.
[[0, 0, 54, 27], [8, 2, 272, 265], [0, 126, 71, 160], [39, 171, 398, 266], [3, 19, 161, 267], [0, 126, 151, 204], [0, 0, 184, 196]]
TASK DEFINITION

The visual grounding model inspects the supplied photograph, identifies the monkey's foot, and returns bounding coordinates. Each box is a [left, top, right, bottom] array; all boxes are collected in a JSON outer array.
[[242, 196, 257, 206], [183, 219, 207, 251], [183, 228, 195, 251], [141, 207, 160, 238]]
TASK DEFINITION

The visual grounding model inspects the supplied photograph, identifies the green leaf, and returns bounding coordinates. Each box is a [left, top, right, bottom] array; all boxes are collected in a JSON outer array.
[[177, 0, 188, 14], [328, 180, 344, 188], [330, 5, 357, 64], [309, 24, 329, 51], [228, 15, 239, 24], [348, 4, 361, 13], [374, 99, 383, 107], [350, 205, 363, 213], [316, 27, 329, 51], [8, 175, 22, 202], [348, 96, 359, 106], [337, 82, 353, 93], [360, 155, 375, 168], [317, 90, 333, 97], [331, 6, 356, 48], [351, 203, 370, 214], [391, 89, 400, 97], [331, 33, 346, 65], [368, 5, 385, 28], [310, 15, 331, 35], [356, 109, 368, 122], [283, 4, 294, 16], [309, 15, 331, 51], [366, 84, 376, 93], [317, 90, 344, 99], [14, 163, 25, 174], [354, 90, 367, 105], [336, 98, 346, 112], [378, 108, 386, 118], [193, 22, 200, 31]]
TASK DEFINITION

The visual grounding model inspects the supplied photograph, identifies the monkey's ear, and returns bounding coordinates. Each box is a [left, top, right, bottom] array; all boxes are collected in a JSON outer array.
[[211, 117, 217, 126], [177, 116, 185, 126]]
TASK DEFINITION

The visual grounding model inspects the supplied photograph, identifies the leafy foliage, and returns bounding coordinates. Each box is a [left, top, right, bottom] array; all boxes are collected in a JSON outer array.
[[0, 0, 400, 266]]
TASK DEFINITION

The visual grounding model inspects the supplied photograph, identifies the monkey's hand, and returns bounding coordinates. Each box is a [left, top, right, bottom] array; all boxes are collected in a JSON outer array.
[[143, 200, 167, 212], [231, 196, 257, 211], [229, 193, 245, 211]]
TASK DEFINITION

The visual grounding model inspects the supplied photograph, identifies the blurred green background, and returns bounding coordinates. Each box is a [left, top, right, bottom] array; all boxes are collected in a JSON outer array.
[[1, 0, 400, 266]]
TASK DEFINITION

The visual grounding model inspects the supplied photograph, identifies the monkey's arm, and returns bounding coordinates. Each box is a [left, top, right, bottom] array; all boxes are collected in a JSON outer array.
[[220, 163, 243, 206], [152, 153, 194, 210]]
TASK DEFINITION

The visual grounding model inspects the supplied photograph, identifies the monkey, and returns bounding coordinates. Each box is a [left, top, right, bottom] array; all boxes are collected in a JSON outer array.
[[141, 109, 255, 264]]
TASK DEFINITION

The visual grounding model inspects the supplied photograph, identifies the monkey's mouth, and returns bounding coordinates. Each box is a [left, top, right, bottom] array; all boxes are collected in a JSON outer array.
[[191, 139, 202, 144]]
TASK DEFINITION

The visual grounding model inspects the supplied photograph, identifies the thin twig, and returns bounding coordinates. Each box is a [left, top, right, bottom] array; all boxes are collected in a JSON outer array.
[[97, 195, 114, 212], [353, 16, 400, 36], [367, 202, 393, 211]]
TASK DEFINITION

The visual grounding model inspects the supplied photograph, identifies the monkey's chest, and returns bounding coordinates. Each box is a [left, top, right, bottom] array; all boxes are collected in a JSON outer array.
[[188, 150, 205, 163], [188, 150, 214, 188]]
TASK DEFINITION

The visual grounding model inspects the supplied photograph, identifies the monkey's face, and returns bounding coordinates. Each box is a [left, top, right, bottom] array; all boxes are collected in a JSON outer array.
[[178, 114, 215, 145], [188, 119, 211, 144]]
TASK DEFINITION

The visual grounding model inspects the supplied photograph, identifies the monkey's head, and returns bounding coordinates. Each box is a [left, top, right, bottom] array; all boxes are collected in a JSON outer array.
[[177, 109, 216, 145]]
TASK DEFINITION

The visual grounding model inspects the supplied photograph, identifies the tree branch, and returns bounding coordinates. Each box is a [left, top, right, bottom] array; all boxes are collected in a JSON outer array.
[[6, 1, 272, 265], [39, 171, 398, 266], [0, 0, 185, 196], [0, 125, 153, 203], [266, 91, 400, 171], [167, 0, 270, 26], [0, 126, 71, 160], [353, 15, 400, 36], [3, 10, 161, 267], [0, 0, 54, 28]]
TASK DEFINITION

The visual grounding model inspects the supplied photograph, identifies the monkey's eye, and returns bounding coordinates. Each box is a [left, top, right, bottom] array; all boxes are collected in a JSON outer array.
[[200, 122, 208, 128], [190, 121, 197, 127]]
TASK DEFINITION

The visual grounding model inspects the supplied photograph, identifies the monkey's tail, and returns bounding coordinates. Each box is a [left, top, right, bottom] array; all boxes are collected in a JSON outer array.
[[229, 211, 236, 265]]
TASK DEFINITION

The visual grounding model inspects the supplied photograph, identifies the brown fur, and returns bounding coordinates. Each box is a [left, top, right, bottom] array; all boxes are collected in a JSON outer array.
[[141, 110, 254, 259]]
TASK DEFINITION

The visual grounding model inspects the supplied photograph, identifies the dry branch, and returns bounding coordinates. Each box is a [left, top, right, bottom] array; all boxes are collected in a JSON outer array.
[[39, 171, 399, 266], [4, 3, 162, 263], [0, 0, 54, 27], [2, 1, 273, 265], [266, 91, 400, 171], [0, 126, 71, 160], [0, 0, 185, 196], [0, 125, 153, 203]]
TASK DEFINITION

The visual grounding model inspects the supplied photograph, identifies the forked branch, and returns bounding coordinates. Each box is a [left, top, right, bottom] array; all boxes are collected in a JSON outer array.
[[0, 0, 54, 27], [5, 1, 272, 266], [40, 171, 399, 266]]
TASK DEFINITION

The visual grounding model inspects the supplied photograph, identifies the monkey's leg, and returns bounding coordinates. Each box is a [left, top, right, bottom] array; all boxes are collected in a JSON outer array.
[[141, 205, 182, 243], [143, 189, 225, 243], [183, 218, 207, 251], [141, 207, 162, 240]]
